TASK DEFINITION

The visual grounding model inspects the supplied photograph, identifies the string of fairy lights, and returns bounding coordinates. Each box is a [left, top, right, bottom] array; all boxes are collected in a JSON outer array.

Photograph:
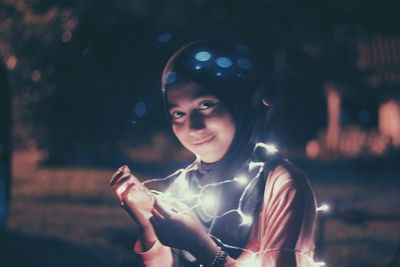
[[137, 142, 328, 267]]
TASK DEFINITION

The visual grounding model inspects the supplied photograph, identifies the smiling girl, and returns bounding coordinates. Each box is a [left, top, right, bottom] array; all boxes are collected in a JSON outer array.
[[110, 40, 317, 267]]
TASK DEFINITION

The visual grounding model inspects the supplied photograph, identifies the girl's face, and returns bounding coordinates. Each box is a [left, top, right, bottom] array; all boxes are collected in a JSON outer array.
[[166, 81, 236, 163]]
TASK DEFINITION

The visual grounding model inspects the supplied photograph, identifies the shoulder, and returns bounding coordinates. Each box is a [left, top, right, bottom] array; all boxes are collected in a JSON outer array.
[[264, 159, 313, 200]]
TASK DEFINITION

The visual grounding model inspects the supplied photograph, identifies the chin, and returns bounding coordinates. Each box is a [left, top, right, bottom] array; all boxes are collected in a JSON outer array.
[[198, 151, 225, 163]]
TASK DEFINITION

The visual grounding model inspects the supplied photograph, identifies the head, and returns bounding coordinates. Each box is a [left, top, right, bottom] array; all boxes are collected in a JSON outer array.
[[162, 40, 269, 163], [166, 79, 236, 163]]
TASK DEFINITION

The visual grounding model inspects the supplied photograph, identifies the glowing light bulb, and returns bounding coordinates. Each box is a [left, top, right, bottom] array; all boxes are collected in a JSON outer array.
[[240, 213, 253, 226], [181, 189, 197, 200], [234, 176, 248, 185], [316, 204, 330, 212], [256, 142, 278, 153], [313, 261, 326, 267], [176, 180, 197, 200], [201, 194, 218, 211], [248, 161, 264, 171], [238, 253, 260, 267]]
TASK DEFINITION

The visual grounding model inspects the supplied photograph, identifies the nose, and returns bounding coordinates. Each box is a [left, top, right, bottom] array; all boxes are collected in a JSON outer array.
[[189, 110, 205, 130]]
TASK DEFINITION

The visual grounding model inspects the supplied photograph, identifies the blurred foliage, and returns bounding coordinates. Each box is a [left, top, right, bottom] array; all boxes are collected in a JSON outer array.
[[1, 0, 399, 165]]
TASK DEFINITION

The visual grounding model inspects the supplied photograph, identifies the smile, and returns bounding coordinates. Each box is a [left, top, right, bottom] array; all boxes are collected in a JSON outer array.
[[191, 135, 215, 146]]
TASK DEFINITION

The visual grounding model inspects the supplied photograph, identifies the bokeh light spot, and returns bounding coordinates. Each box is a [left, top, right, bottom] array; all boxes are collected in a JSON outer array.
[[237, 58, 252, 69], [158, 33, 173, 43], [216, 57, 232, 68], [195, 51, 212, 62], [358, 109, 370, 123], [339, 109, 347, 123], [62, 31, 72, 42], [6, 55, 17, 70], [306, 140, 320, 159], [82, 45, 91, 55], [164, 72, 177, 84], [31, 70, 41, 82], [134, 102, 147, 117], [235, 45, 250, 55]]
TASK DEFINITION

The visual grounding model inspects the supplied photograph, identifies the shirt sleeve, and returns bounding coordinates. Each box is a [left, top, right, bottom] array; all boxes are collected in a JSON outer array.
[[133, 239, 174, 267], [225, 163, 317, 267]]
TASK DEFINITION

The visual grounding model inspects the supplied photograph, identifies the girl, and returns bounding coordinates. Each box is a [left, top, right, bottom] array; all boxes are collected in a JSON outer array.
[[110, 40, 317, 267]]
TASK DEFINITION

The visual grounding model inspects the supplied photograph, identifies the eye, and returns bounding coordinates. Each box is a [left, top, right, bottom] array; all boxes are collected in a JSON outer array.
[[199, 100, 216, 110], [170, 110, 185, 119]]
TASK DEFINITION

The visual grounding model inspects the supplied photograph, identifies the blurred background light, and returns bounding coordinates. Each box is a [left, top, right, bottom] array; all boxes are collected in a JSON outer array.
[[237, 58, 252, 69], [195, 51, 212, 62], [215, 57, 232, 68], [158, 33, 173, 43], [134, 102, 147, 118]]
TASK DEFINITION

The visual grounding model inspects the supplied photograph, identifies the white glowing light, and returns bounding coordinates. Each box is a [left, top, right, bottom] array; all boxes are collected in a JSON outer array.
[[238, 253, 261, 267], [248, 161, 264, 171], [234, 176, 248, 185], [116, 183, 128, 195], [201, 194, 218, 209], [313, 261, 326, 267], [181, 189, 197, 200], [316, 204, 330, 212], [256, 142, 278, 153], [136, 143, 319, 263], [240, 213, 253, 226]]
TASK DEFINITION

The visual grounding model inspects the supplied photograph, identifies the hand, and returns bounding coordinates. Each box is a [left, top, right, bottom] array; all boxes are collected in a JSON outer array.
[[110, 165, 155, 229], [150, 199, 219, 262]]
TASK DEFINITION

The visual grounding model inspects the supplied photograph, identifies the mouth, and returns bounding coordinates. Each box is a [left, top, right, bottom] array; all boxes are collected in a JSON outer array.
[[191, 135, 215, 146]]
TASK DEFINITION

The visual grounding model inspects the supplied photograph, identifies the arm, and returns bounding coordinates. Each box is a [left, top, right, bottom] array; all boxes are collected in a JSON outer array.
[[110, 166, 174, 267], [246, 164, 317, 267]]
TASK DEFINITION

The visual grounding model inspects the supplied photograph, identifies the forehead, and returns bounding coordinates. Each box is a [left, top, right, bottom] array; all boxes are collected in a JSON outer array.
[[166, 81, 216, 106]]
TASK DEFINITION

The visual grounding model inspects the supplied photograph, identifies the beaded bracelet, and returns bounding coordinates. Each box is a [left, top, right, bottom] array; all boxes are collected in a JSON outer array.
[[210, 247, 228, 267]]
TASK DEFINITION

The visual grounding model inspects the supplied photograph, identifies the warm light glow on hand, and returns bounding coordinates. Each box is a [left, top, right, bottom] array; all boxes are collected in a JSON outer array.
[[131, 143, 323, 265]]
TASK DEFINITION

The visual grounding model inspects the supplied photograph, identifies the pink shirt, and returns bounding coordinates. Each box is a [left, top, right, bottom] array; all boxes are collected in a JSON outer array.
[[134, 161, 317, 267]]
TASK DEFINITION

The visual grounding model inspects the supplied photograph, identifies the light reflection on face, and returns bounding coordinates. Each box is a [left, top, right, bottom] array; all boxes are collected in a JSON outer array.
[[166, 81, 236, 163]]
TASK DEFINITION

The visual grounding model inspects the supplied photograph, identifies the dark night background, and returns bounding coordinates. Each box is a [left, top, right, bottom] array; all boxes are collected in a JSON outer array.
[[1, 0, 400, 266]]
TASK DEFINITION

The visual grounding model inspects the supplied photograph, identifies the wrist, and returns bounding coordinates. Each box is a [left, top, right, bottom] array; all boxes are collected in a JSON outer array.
[[190, 235, 220, 266], [139, 225, 157, 251]]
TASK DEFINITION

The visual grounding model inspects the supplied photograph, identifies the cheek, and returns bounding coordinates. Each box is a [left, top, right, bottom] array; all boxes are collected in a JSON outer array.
[[208, 115, 236, 142], [172, 124, 186, 143]]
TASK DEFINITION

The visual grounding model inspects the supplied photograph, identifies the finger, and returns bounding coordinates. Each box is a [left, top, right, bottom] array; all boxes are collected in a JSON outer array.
[[168, 198, 189, 212], [109, 165, 128, 185], [149, 215, 159, 229], [114, 182, 135, 202], [119, 182, 136, 202], [151, 208, 165, 220], [154, 199, 173, 219], [111, 175, 134, 189]]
